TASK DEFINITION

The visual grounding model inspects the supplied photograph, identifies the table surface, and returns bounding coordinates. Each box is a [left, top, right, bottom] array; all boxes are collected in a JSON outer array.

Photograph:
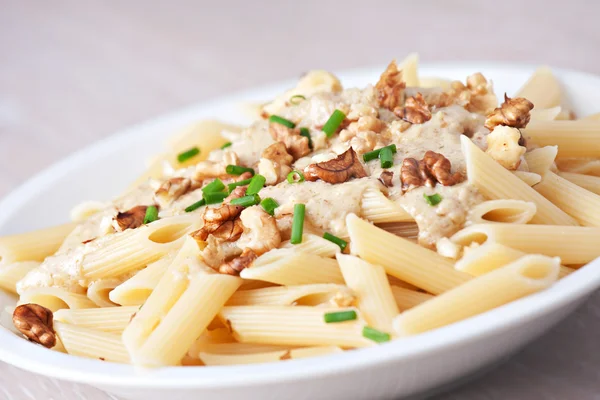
[[1, 1, 600, 399]]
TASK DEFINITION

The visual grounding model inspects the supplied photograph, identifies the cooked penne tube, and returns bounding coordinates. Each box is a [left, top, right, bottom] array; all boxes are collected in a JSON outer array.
[[198, 350, 288, 366], [55, 322, 130, 363], [346, 214, 471, 295], [451, 223, 600, 265], [399, 53, 419, 87], [280, 234, 341, 257], [337, 254, 398, 331], [360, 186, 413, 223], [514, 66, 561, 109], [461, 135, 578, 226], [524, 146, 558, 176], [0, 223, 76, 265], [530, 106, 563, 121], [18, 288, 97, 312], [513, 171, 542, 186], [0, 261, 40, 294], [556, 158, 600, 176], [559, 172, 600, 195], [582, 112, 600, 121], [534, 171, 600, 226], [394, 255, 560, 335], [418, 77, 452, 90], [227, 284, 348, 306], [240, 249, 344, 286], [466, 200, 536, 225], [390, 286, 434, 311], [54, 306, 139, 334], [523, 121, 600, 158], [376, 222, 419, 240], [87, 279, 121, 307], [219, 306, 372, 348]]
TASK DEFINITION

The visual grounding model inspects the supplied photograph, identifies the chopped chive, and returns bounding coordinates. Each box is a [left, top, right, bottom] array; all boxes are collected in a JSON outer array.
[[230, 194, 261, 207], [324, 310, 357, 323], [221, 142, 232, 149], [227, 178, 253, 192], [322, 109, 346, 137], [423, 193, 443, 206], [323, 232, 348, 252], [289, 94, 306, 105], [184, 199, 206, 213], [299, 127, 313, 150], [143, 206, 159, 224], [290, 203, 305, 244], [260, 197, 279, 216], [362, 144, 398, 162], [287, 171, 305, 183], [379, 146, 394, 169], [362, 326, 391, 343], [226, 165, 255, 176], [177, 147, 200, 163], [246, 174, 266, 195], [203, 191, 228, 205], [201, 178, 225, 194], [269, 115, 296, 129]]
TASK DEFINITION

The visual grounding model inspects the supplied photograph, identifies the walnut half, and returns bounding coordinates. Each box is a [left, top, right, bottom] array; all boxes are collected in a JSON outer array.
[[113, 205, 153, 232], [304, 148, 367, 184], [400, 151, 463, 191], [375, 60, 406, 111], [219, 248, 257, 275], [269, 123, 311, 160], [485, 94, 534, 131], [13, 304, 56, 348], [394, 93, 432, 124]]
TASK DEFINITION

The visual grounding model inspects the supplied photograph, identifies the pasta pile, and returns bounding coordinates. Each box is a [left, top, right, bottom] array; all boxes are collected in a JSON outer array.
[[1, 54, 599, 368]]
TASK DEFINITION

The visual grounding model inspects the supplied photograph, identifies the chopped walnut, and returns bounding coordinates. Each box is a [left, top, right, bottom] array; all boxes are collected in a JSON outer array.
[[154, 177, 200, 208], [375, 60, 406, 111], [304, 148, 367, 184], [378, 171, 394, 187], [485, 126, 527, 170], [236, 206, 282, 255], [258, 142, 294, 185], [459, 73, 498, 114], [485, 94, 534, 131], [356, 116, 386, 133], [269, 123, 311, 160], [13, 304, 56, 348], [331, 290, 356, 307], [400, 151, 463, 191], [113, 205, 152, 232], [191, 192, 245, 242], [394, 93, 432, 124], [219, 248, 257, 275]]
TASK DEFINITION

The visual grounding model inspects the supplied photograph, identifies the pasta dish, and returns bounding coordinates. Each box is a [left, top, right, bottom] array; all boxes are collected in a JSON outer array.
[[1, 54, 599, 367]]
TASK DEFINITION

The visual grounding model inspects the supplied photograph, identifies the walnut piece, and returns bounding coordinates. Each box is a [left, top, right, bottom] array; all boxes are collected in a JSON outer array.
[[400, 151, 463, 191], [375, 60, 406, 111], [424, 73, 497, 114], [191, 188, 246, 242], [485, 126, 527, 170], [113, 205, 151, 231], [269, 123, 311, 160], [378, 171, 394, 187], [154, 177, 200, 208], [236, 206, 282, 255], [394, 93, 432, 124], [258, 142, 294, 185], [304, 148, 367, 184], [219, 248, 257, 275], [485, 94, 534, 131], [13, 304, 56, 348]]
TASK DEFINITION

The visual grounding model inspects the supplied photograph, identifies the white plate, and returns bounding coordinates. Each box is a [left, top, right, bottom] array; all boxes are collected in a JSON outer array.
[[1, 63, 600, 400]]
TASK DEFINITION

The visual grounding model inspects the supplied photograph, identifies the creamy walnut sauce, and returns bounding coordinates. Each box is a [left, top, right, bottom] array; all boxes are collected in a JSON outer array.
[[18, 65, 508, 293]]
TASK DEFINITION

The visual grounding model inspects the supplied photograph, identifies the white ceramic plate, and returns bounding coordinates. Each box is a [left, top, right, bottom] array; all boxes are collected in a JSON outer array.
[[1, 63, 600, 400]]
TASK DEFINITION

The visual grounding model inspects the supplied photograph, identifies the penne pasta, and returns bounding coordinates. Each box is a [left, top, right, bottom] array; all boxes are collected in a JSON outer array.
[[55, 322, 130, 363], [524, 146, 558, 176], [0, 223, 76, 265], [523, 121, 600, 158], [582, 112, 600, 121], [398, 53, 419, 87], [337, 254, 398, 332], [418, 77, 452, 90], [529, 106, 563, 121], [87, 279, 121, 307], [360, 186, 413, 223], [376, 222, 419, 240], [390, 286, 434, 311], [556, 158, 600, 176], [559, 172, 600, 195], [54, 306, 139, 334], [280, 234, 341, 258], [461, 135, 578, 226], [394, 255, 560, 335], [514, 66, 561, 109], [18, 288, 97, 312], [227, 284, 348, 307], [346, 214, 471, 295], [0, 261, 40, 294], [513, 171, 542, 186], [198, 350, 288, 366], [466, 199, 536, 225]]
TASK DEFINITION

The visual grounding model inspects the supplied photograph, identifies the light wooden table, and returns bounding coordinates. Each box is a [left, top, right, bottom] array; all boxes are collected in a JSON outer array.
[[1, 1, 600, 399]]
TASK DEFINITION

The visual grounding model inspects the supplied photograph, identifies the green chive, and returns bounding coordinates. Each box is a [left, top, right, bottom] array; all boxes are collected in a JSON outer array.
[[322, 109, 346, 137], [185, 199, 206, 213], [290, 204, 305, 244], [143, 206, 159, 224], [362, 326, 391, 343], [423, 193, 443, 206], [379, 147, 394, 169], [246, 174, 266, 195], [269, 115, 296, 129], [323, 232, 348, 252], [289, 94, 306, 105], [362, 144, 398, 162], [221, 142, 232, 149], [201, 178, 225, 194], [227, 178, 253, 192], [324, 310, 357, 323], [299, 127, 313, 150], [226, 165, 255, 176], [177, 147, 200, 163], [260, 197, 279, 216], [204, 192, 228, 205], [230, 194, 261, 207], [287, 171, 305, 183]]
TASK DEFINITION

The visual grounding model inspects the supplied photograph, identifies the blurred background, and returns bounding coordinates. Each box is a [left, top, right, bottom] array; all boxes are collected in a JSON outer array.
[[1, 1, 599, 399]]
